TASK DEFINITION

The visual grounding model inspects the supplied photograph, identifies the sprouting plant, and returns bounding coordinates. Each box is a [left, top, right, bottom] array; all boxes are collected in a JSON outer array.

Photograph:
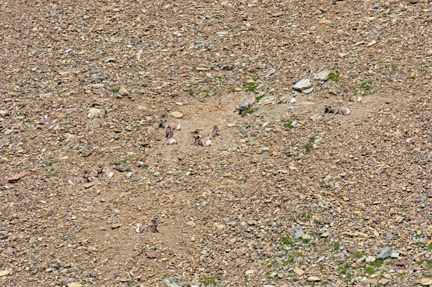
[[241, 107, 257, 117], [112, 88, 120, 93], [281, 236, 293, 245], [200, 276, 218, 286], [305, 137, 315, 153], [333, 242, 340, 250], [243, 82, 258, 92], [329, 72, 340, 82], [283, 121, 294, 129]]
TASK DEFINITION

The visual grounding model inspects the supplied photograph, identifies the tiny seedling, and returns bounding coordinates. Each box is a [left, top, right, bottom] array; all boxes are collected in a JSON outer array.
[[283, 121, 294, 129], [243, 82, 258, 92], [112, 88, 120, 93], [255, 95, 264, 102], [333, 242, 340, 250], [305, 137, 315, 153], [240, 107, 257, 117], [200, 276, 218, 286], [281, 236, 293, 245], [329, 72, 340, 82]]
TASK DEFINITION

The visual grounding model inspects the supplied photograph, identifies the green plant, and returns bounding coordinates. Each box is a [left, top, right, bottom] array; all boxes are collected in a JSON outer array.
[[200, 276, 218, 286], [283, 121, 294, 129], [409, 74, 416, 79], [364, 266, 376, 275], [333, 242, 340, 251], [360, 80, 373, 91], [329, 72, 340, 82], [228, 88, 236, 93], [354, 252, 364, 259], [370, 259, 383, 267], [243, 82, 258, 92], [281, 236, 293, 245], [112, 88, 120, 93], [240, 107, 257, 117], [255, 95, 264, 102], [305, 137, 315, 153]]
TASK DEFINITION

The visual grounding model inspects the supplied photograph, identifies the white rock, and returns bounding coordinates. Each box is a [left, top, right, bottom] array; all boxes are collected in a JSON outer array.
[[293, 79, 313, 93], [314, 71, 331, 82], [366, 256, 376, 263]]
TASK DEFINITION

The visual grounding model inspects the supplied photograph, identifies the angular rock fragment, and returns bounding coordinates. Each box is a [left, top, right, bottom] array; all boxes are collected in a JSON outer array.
[[324, 105, 351, 115]]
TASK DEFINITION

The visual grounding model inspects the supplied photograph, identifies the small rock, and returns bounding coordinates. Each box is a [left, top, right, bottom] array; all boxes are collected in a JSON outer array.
[[295, 230, 304, 239], [308, 276, 321, 282], [378, 278, 390, 286], [118, 87, 129, 97], [259, 147, 270, 152], [0, 270, 10, 277], [145, 252, 157, 259], [8, 171, 31, 183], [111, 223, 121, 229], [363, 279, 378, 284], [126, 172, 133, 179], [391, 251, 399, 258], [377, 246, 392, 260], [314, 71, 331, 82], [420, 278, 432, 286], [245, 269, 255, 275], [293, 267, 305, 276], [186, 221, 196, 227], [236, 97, 255, 112], [88, 108, 106, 119], [396, 260, 407, 266], [67, 283, 82, 287], [366, 256, 376, 263], [162, 278, 183, 287], [410, 0, 418, 4], [386, 233, 393, 240], [170, 111, 184, 119], [39, 117, 53, 125], [301, 234, 311, 240], [0, 109, 10, 116], [293, 79, 313, 94], [321, 232, 330, 238]]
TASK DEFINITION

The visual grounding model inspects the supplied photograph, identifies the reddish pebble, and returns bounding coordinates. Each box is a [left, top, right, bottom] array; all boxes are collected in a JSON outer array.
[[131, 252, 141, 258], [410, 0, 418, 3], [39, 117, 53, 124], [396, 260, 408, 266], [145, 252, 157, 259], [8, 171, 31, 183]]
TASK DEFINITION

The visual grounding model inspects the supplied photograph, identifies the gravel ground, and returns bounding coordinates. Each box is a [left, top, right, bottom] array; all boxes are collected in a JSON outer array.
[[1, 0, 432, 286]]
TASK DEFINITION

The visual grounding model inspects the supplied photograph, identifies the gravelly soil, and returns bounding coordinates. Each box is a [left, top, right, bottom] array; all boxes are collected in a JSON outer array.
[[1, 0, 432, 286]]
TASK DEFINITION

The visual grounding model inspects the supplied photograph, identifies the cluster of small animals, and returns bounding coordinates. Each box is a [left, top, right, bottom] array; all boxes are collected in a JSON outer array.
[[159, 115, 181, 145], [324, 92, 362, 115], [158, 115, 220, 146]]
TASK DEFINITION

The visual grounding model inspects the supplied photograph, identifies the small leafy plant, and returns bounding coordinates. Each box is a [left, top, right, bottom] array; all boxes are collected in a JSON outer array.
[[329, 72, 340, 82], [305, 137, 316, 153], [243, 82, 258, 92]]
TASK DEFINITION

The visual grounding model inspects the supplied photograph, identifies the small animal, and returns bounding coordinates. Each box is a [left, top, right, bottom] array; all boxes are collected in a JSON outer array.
[[324, 105, 351, 115], [193, 126, 220, 139], [159, 115, 181, 130], [165, 127, 174, 138], [342, 94, 362, 102], [165, 137, 177, 145], [195, 136, 212, 147], [136, 219, 159, 233], [276, 97, 296, 104]]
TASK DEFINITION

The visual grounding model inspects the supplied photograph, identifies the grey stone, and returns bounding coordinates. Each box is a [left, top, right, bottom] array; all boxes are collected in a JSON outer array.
[[295, 230, 304, 239], [162, 278, 183, 287], [314, 71, 331, 82], [377, 246, 392, 260], [386, 233, 393, 240], [126, 172, 133, 179], [391, 251, 400, 258], [366, 256, 376, 263], [293, 79, 313, 93]]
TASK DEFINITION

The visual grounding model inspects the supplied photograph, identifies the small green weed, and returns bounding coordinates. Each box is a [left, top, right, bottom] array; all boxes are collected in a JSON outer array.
[[333, 242, 340, 251], [305, 137, 315, 153], [354, 252, 364, 259], [370, 259, 383, 267], [283, 121, 294, 129], [364, 266, 376, 275], [112, 88, 120, 93], [200, 276, 218, 286], [329, 72, 340, 82], [228, 88, 236, 93], [243, 82, 258, 92], [240, 107, 257, 117], [281, 236, 293, 245], [255, 95, 264, 102]]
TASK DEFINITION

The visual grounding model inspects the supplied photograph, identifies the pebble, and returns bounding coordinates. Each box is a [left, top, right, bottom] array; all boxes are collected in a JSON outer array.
[[390, 251, 399, 258], [245, 269, 255, 275], [170, 111, 184, 119], [314, 71, 331, 83], [366, 256, 376, 263], [293, 267, 305, 276], [378, 278, 390, 286], [420, 278, 432, 286], [118, 87, 129, 97], [386, 232, 393, 240], [0, 270, 10, 277], [308, 276, 321, 282], [67, 283, 82, 287], [126, 172, 133, 179], [293, 79, 313, 94], [162, 278, 183, 287], [377, 246, 392, 260], [396, 260, 407, 266], [295, 230, 304, 239], [321, 232, 330, 238]]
